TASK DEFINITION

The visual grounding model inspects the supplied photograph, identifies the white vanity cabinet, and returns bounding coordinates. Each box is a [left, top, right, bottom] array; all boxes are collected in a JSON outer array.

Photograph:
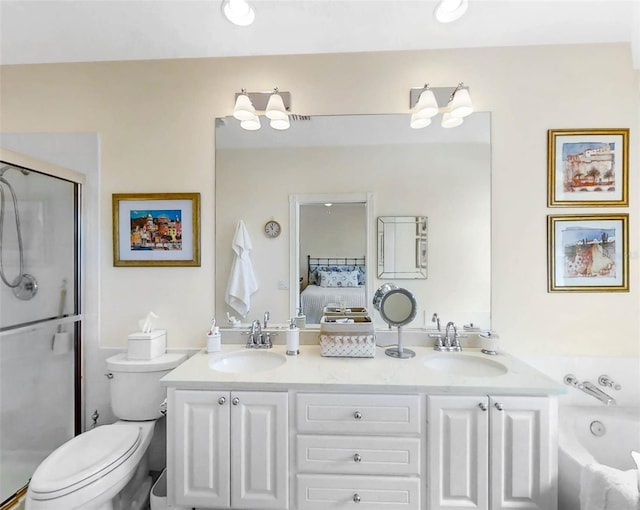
[[168, 389, 288, 509], [294, 393, 422, 510], [427, 395, 557, 510]]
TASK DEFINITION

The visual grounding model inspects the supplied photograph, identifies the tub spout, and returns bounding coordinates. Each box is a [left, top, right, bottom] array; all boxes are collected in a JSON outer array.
[[564, 374, 616, 405], [578, 381, 616, 406]]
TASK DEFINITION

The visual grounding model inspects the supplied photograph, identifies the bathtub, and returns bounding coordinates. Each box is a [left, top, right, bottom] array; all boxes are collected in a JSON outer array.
[[558, 405, 640, 510]]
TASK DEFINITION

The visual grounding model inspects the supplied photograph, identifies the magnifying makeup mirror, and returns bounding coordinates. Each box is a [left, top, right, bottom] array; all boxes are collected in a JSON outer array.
[[373, 284, 417, 359]]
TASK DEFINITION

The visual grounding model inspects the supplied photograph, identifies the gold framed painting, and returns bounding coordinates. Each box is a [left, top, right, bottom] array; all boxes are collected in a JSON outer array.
[[113, 192, 200, 267], [547, 128, 629, 207], [547, 214, 628, 292]]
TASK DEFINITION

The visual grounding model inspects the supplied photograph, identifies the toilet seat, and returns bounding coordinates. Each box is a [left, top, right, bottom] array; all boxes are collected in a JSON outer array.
[[28, 424, 142, 500]]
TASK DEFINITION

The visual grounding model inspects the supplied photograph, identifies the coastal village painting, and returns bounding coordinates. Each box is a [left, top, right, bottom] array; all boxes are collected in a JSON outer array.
[[562, 141, 615, 193], [130, 209, 182, 251]]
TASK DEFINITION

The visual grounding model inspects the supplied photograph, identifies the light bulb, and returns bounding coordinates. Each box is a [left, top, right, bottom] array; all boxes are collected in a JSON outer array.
[[434, 0, 468, 23], [222, 0, 255, 26]]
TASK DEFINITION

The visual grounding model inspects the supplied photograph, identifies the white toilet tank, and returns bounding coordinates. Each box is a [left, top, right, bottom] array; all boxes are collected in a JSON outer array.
[[106, 352, 186, 420]]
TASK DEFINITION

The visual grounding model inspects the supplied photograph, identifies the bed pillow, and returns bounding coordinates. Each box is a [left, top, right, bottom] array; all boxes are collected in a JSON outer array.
[[318, 270, 360, 288], [309, 265, 365, 286]]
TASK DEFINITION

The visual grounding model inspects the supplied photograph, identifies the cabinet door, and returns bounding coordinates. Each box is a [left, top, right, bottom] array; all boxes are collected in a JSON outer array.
[[231, 391, 289, 509], [490, 396, 556, 510], [172, 389, 231, 508], [427, 395, 489, 510]]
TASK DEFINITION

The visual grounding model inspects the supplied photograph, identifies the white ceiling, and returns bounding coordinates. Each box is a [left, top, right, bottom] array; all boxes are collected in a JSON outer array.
[[1, 0, 639, 66]]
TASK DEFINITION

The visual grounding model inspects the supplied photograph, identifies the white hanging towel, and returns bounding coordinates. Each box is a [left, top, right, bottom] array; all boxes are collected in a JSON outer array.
[[225, 220, 258, 317]]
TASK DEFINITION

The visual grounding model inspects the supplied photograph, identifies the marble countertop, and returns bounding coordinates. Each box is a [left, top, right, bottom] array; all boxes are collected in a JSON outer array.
[[161, 343, 566, 396]]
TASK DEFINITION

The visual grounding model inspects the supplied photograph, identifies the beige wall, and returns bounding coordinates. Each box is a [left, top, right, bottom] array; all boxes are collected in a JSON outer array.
[[1, 43, 638, 356]]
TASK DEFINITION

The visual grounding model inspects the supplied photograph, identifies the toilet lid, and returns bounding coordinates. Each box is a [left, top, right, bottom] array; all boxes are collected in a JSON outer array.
[[29, 424, 142, 497]]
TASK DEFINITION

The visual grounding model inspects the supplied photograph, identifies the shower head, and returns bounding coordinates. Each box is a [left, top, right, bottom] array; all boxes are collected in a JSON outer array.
[[0, 165, 29, 178]]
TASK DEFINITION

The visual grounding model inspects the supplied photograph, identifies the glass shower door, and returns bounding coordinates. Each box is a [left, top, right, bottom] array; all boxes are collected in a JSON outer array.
[[0, 160, 81, 504]]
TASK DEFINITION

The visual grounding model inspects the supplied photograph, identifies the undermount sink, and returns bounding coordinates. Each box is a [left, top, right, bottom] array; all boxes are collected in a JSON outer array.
[[423, 353, 508, 377], [209, 350, 287, 374]]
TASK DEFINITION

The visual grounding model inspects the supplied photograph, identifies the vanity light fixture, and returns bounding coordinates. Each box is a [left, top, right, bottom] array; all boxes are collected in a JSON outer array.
[[234, 88, 292, 131], [265, 88, 291, 130], [233, 89, 256, 121], [409, 82, 473, 129], [434, 0, 468, 23], [221, 0, 255, 26]]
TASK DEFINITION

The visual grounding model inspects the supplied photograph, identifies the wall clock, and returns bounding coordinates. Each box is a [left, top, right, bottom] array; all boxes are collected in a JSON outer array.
[[264, 220, 281, 238]]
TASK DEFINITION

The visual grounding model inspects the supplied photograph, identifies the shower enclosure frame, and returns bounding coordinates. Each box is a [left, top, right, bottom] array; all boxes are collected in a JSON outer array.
[[0, 147, 85, 508]]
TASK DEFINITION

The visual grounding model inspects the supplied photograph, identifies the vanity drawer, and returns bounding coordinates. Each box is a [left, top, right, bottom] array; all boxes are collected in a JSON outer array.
[[296, 393, 421, 434], [297, 474, 420, 510], [297, 435, 420, 475]]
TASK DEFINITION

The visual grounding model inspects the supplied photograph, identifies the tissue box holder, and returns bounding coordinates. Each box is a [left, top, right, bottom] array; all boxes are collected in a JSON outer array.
[[127, 330, 167, 360], [319, 316, 375, 358]]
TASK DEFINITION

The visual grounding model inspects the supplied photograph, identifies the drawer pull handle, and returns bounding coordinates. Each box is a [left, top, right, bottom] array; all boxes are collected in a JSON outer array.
[[353, 493, 361, 503], [478, 402, 487, 411], [232, 397, 240, 406], [354, 411, 362, 420], [218, 397, 226, 405], [494, 402, 504, 411], [353, 453, 362, 463]]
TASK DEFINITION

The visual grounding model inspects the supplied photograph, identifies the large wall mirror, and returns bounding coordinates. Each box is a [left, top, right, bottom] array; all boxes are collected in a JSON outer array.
[[215, 113, 491, 329]]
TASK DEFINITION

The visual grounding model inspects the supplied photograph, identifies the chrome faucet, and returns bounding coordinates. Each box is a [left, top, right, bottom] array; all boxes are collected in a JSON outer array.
[[263, 310, 270, 329], [431, 321, 463, 352], [564, 374, 616, 406], [431, 313, 441, 332], [245, 319, 273, 349], [444, 321, 462, 352]]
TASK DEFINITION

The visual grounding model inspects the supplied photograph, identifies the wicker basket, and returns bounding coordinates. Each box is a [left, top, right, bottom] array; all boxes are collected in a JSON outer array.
[[319, 334, 376, 358]]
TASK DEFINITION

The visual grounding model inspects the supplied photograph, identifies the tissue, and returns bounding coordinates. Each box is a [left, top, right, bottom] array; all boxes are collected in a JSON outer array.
[[138, 311, 159, 334], [129, 311, 166, 360]]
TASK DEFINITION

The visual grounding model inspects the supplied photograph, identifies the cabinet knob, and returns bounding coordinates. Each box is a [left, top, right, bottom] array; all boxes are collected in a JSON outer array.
[[232, 397, 240, 406], [218, 397, 226, 405], [353, 453, 362, 463], [478, 402, 487, 411], [354, 411, 362, 420], [494, 402, 504, 411], [353, 493, 361, 503]]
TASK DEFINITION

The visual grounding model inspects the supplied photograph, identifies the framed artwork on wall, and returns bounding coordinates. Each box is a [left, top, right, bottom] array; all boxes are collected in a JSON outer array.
[[547, 214, 628, 292], [112, 192, 200, 267], [547, 128, 629, 207]]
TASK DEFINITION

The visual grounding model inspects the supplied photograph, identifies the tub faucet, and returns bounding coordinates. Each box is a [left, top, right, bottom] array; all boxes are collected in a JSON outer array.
[[564, 374, 616, 406]]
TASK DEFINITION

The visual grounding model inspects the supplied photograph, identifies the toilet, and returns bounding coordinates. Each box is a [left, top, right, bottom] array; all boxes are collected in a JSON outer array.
[[26, 352, 186, 510]]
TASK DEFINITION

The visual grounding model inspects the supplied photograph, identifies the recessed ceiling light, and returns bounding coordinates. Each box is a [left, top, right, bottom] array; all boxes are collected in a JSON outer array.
[[324, 203, 333, 207], [221, 0, 255, 27], [434, 0, 468, 23]]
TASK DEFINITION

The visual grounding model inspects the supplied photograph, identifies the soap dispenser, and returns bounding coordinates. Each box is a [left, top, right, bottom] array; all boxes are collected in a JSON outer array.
[[286, 318, 300, 356]]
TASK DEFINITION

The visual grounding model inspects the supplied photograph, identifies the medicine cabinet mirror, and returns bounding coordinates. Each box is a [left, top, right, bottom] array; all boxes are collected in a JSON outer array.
[[377, 216, 427, 279]]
